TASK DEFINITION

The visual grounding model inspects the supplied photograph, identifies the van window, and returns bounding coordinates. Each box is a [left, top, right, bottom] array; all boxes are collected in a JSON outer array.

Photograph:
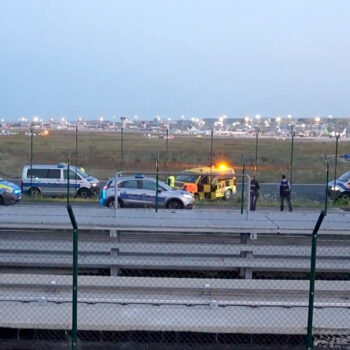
[[64, 170, 79, 180], [27, 169, 48, 179], [47, 169, 61, 179]]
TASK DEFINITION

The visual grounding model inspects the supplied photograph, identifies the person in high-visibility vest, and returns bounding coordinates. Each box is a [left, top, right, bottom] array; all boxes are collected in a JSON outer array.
[[167, 175, 175, 187]]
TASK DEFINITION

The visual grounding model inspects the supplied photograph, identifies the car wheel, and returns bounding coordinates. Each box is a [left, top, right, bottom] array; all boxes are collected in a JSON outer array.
[[30, 187, 41, 199], [78, 188, 91, 199], [0, 196, 3, 205], [107, 198, 122, 208], [167, 199, 184, 209], [224, 189, 233, 200]]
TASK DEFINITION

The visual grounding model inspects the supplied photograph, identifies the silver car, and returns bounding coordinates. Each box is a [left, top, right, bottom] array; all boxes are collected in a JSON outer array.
[[100, 175, 194, 209]]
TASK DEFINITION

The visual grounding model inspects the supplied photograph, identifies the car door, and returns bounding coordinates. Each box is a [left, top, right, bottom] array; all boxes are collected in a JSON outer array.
[[63, 169, 80, 195], [141, 180, 166, 207], [118, 180, 143, 207], [46, 169, 62, 195]]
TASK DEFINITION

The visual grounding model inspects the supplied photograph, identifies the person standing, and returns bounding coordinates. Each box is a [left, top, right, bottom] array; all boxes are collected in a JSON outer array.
[[279, 174, 293, 212], [250, 175, 260, 211]]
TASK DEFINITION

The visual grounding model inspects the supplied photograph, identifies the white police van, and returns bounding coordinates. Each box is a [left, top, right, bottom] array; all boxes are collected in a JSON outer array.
[[21, 163, 100, 198]]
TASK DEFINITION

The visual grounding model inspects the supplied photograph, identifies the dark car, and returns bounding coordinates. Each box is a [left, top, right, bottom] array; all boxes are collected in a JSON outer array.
[[0, 178, 22, 205]]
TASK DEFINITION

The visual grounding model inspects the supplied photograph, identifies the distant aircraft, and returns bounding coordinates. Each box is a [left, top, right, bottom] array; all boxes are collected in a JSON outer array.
[[322, 126, 347, 138]]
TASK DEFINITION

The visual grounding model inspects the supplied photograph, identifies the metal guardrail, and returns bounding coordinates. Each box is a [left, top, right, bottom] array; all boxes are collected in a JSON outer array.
[[0, 226, 348, 278]]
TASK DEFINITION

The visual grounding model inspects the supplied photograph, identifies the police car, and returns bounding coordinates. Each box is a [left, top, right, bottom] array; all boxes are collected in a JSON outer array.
[[328, 170, 350, 199], [0, 178, 22, 205], [100, 174, 195, 209]]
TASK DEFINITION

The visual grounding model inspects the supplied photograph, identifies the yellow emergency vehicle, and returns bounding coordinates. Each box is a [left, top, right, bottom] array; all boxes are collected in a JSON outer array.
[[172, 164, 237, 200]]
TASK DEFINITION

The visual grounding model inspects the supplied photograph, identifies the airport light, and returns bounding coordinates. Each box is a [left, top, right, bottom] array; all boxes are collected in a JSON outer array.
[[33, 116, 39, 122], [244, 117, 249, 123], [276, 117, 281, 123], [256, 114, 261, 120], [315, 117, 321, 123], [288, 114, 292, 119]]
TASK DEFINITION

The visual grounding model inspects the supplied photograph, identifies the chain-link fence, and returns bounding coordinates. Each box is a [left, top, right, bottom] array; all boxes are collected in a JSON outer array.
[[0, 203, 349, 349]]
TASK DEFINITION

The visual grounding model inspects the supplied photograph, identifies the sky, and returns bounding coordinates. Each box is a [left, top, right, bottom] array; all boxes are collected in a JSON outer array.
[[0, 0, 349, 120]]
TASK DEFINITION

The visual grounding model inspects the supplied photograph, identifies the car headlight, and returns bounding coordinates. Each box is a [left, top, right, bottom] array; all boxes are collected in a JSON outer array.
[[183, 193, 193, 199], [330, 185, 342, 192], [14, 189, 21, 194], [91, 183, 97, 187]]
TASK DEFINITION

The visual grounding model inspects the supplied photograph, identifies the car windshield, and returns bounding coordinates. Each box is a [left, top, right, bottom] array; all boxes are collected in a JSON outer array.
[[339, 171, 350, 182], [76, 168, 89, 178], [176, 175, 198, 183]]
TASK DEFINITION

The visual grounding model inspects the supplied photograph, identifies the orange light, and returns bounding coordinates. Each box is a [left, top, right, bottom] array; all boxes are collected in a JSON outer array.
[[218, 163, 227, 171]]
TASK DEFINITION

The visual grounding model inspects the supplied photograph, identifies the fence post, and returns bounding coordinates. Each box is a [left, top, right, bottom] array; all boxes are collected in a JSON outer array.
[[75, 123, 78, 187], [306, 210, 326, 350], [67, 151, 71, 204], [165, 127, 169, 177], [30, 124, 33, 187], [120, 127, 124, 171], [241, 154, 246, 214], [67, 204, 79, 350], [324, 154, 329, 215], [333, 133, 340, 192], [290, 128, 295, 191], [210, 129, 214, 167], [255, 128, 259, 176], [155, 152, 159, 212]]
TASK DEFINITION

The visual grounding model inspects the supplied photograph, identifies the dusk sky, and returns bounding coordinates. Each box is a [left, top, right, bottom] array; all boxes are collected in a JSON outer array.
[[0, 0, 349, 120]]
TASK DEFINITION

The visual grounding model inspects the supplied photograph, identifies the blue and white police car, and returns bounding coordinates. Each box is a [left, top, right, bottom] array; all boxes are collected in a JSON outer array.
[[0, 178, 22, 205], [100, 174, 195, 209], [328, 170, 350, 199]]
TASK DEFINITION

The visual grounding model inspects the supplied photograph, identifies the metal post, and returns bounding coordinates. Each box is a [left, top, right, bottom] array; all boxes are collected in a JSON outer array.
[[334, 133, 340, 190], [120, 127, 124, 171], [210, 129, 214, 168], [246, 174, 251, 220], [306, 210, 326, 350], [30, 124, 33, 187], [255, 128, 259, 176], [165, 128, 169, 177], [241, 154, 246, 214], [290, 129, 295, 191], [67, 151, 71, 205], [67, 204, 79, 350], [115, 172, 118, 218], [324, 154, 329, 215], [75, 123, 78, 187], [155, 152, 159, 212]]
